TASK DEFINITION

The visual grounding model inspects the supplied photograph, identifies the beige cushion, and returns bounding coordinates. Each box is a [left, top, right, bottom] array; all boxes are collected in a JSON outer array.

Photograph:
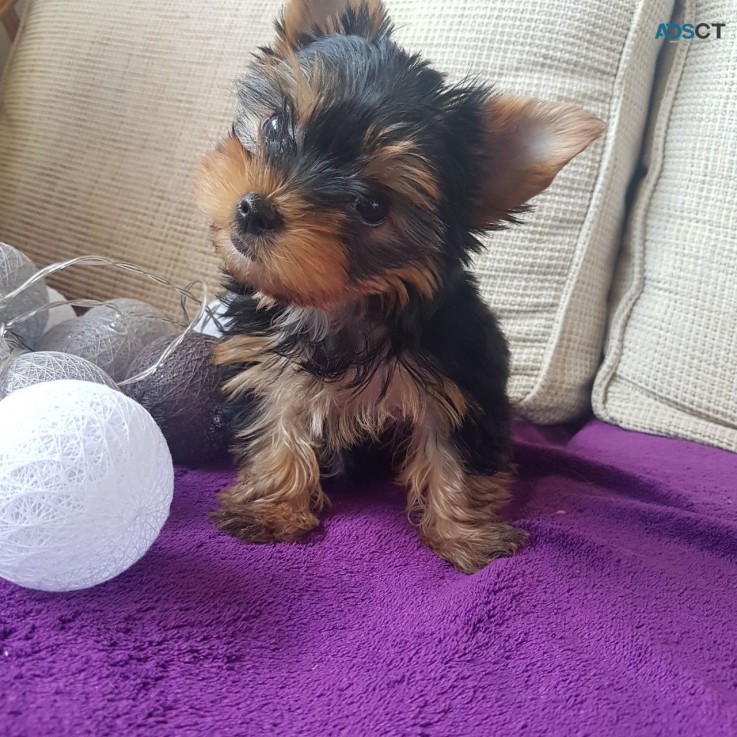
[[387, 0, 674, 422], [0, 0, 276, 314], [593, 0, 737, 452], [0, 0, 669, 421]]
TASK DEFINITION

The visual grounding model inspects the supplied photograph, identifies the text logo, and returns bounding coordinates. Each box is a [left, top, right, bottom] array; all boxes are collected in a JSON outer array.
[[655, 22, 726, 40]]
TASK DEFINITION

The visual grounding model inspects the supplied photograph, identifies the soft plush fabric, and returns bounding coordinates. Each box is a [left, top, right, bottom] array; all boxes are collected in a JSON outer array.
[[1, 0, 671, 421], [593, 0, 736, 452], [2, 419, 736, 736]]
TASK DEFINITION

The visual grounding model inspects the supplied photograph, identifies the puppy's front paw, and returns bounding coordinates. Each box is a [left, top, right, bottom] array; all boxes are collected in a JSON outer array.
[[211, 492, 320, 543], [422, 522, 528, 574]]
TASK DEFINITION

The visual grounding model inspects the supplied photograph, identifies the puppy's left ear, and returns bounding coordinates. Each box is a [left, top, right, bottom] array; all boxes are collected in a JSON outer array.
[[474, 96, 605, 228], [274, 0, 391, 55]]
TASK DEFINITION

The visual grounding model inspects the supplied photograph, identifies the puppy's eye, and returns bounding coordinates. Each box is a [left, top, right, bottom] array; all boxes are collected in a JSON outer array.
[[355, 194, 389, 226], [263, 114, 288, 143]]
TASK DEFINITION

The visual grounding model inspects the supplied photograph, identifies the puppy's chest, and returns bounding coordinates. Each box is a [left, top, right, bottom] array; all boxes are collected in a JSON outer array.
[[228, 330, 427, 442], [220, 304, 464, 447], [290, 353, 426, 443]]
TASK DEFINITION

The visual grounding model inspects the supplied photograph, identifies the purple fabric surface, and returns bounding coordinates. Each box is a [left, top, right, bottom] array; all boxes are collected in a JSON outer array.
[[2, 419, 737, 736]]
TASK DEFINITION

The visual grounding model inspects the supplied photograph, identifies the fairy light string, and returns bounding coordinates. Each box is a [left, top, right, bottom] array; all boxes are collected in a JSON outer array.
[[0, 255, 212, 386]]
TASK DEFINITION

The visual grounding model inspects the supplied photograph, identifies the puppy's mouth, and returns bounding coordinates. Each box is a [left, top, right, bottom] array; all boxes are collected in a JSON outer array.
[[213, 203, 353, 309], [224, 231, 272, 278], [230, 230, 267, 261], [221, 233, 343, 307]]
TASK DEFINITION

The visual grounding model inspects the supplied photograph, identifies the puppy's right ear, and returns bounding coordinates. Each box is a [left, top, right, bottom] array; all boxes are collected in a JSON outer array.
[[472, 95, 605, 228], [274, 0, 391, 55]]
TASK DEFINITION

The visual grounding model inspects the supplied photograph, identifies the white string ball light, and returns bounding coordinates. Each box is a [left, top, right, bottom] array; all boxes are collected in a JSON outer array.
[[0, 250, 210, 591], [0, 242, 49, 347], [38, 298, 173, 382], [0, 351, 117, 399], [0, 380, 174, 592]]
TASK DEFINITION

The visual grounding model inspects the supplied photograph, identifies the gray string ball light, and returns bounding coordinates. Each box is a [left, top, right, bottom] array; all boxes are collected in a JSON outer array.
[[0, 242, 49, 347], [45, 287, 77, 332], [86, 298, 174, 349], [38, 298, 174, 382], [0, 351, 117, 400], [123, 332, 229, 464]]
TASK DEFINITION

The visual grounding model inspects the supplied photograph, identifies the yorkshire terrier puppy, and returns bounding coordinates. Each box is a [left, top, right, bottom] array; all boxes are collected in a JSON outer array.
[[196, 0, 603, 572]]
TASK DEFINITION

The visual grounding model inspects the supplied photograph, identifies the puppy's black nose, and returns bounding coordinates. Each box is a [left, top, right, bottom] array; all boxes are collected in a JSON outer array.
[[236, 193, 281, 236]]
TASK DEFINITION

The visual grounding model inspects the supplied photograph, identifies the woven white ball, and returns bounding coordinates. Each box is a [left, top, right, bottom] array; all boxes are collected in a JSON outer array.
[[0, 351, 117, 399], [0, 242, 49, 347], [0, 380, 174, 591]]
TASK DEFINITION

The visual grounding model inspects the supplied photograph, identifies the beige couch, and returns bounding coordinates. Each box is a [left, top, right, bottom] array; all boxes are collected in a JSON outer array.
[[1, 0, 734, 452]]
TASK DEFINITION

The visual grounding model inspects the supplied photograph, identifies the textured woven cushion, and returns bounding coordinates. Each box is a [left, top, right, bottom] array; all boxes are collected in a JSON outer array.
[[593, 0, 737, 452], [0, 0, 275, 314], [0, 0, 670, 420]]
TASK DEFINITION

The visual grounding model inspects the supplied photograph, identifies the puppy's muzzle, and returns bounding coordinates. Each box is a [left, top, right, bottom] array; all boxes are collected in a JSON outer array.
[[235, 193, 281, 243]]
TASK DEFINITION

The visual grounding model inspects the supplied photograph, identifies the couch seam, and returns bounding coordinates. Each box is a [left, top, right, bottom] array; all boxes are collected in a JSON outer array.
[[516, 0, 670, 420], [593, 0, 695, 425]]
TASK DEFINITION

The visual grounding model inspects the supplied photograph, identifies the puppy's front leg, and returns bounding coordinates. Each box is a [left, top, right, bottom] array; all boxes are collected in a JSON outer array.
[[399, 410, 527, 574], [212, 401, 328, 543]]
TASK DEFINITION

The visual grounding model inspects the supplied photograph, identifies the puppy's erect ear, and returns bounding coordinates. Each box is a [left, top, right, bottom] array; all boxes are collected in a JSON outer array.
[[474, 96, 605, 228], [274, 0, 391, 55]]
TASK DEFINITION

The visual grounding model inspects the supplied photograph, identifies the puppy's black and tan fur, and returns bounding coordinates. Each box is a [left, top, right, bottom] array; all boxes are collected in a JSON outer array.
[[197, 0, 603, 573]]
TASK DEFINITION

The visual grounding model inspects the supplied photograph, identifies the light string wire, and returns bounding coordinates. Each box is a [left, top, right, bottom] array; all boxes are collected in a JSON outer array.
[[0, 255, 211, 387]]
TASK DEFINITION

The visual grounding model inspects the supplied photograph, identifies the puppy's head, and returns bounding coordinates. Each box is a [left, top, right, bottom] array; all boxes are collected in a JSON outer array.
[[197, 0, 604, 309]]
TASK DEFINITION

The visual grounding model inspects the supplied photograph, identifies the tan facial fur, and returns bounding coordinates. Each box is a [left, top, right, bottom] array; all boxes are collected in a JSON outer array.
[[363, 136, 440, 209], [196, 130, 443, 308], [196, 134, 351, 308]]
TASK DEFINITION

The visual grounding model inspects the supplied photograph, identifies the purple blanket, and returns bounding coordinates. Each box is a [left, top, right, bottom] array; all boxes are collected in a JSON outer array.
[[2, 419, 736, 736]]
